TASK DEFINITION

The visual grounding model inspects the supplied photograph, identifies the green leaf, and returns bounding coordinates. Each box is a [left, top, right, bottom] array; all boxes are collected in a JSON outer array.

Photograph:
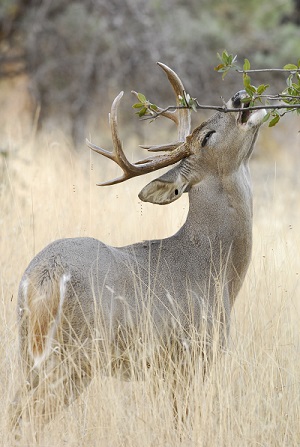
[[222, 68, 230, 79], [243, 58, 251, 71], [216, 51, 239, 77], [132, 102, 144, 109], [150, 104, 158, 111], [222, 50, 229, 64], [214, 63, 225, 72], [137, 93, 147, 103], [138, 107, 147, 117], [283, 64, 298, 71], [257, 84, 269, 95], [262, 112, 271, 123], [286, 74, 293, 87], [268, 114, 280, 127], [179, 95, 187, 106], [189, 98, 198, 113], [241, 96, 252, 103], [243, 74, 251, 87]]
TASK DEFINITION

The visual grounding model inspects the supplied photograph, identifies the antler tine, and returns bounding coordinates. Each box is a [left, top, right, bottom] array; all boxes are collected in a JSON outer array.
[[138, 63, 192, 153], [87, 86, 192, 186], [86, 91, 141, 186], [157, 62, 191, 141]]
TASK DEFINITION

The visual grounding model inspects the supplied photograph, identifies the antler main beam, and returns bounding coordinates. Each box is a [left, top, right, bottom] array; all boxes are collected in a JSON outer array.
[[86, 63, 192, 186], [156, 62, 191, 142]]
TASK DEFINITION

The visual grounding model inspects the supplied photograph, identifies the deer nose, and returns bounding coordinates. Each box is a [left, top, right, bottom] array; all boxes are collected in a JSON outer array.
[[231, 90, 247, 108]]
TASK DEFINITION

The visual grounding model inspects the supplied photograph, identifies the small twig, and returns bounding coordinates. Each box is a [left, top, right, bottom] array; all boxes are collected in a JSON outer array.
[[237, 68, 300, 74], [261, 94, 300, 101], [140, 102, 300, 120]]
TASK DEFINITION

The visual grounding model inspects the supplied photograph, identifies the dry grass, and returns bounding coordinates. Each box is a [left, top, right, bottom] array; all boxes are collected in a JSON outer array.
[[1, 108, 300, 446]]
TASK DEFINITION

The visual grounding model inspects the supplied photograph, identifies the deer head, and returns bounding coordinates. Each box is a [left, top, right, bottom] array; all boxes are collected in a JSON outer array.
[[86, 63, 266, 205]]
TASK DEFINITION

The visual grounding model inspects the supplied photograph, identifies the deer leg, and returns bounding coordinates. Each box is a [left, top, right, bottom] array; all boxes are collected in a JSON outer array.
[[10, 351, 93, 444], [9, 367, 42, 445]]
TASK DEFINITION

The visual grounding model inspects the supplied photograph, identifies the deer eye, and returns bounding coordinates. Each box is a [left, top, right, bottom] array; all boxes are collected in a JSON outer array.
[[201, 130, 215, 147]]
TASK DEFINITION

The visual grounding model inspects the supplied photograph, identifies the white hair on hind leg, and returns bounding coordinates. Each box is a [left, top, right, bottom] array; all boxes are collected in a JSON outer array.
[[33, 273, 71, 369], [19, 277, 29, 318], [59, 273, 71, 317]]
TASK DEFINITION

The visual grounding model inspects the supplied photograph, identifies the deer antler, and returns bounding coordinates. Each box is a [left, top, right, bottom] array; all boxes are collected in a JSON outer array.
[[135, 62, 191, 152], [86, 64, 192, 186], [149, 62, 191, 140]]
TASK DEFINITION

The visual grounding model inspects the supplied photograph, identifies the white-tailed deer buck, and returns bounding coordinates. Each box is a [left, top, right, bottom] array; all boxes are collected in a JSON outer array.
[[10, 63, 266, 439]]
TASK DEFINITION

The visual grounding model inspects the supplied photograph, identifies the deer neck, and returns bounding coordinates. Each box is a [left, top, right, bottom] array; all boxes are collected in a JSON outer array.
[[178, 163, 253, 291], [184, 162, 252, 233]]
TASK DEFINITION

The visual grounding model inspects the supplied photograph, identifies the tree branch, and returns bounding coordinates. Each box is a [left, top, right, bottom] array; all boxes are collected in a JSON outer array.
[[140, 101, 300, 121], [237, 68, 300, 74]]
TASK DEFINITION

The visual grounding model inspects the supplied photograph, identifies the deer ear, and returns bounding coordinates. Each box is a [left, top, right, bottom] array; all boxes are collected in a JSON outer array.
[[138, 170, 189, 205]]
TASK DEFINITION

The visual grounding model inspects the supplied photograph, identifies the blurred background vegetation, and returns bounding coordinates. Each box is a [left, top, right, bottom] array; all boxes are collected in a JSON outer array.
[[0, 0, 300, 146], [1, 4, 300, 446]]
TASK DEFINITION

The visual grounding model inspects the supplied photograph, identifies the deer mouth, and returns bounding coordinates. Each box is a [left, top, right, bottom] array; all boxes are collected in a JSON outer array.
[[238, 100, 252, 125], [238, 100, 267, 128], [231, 92, 253, 125]]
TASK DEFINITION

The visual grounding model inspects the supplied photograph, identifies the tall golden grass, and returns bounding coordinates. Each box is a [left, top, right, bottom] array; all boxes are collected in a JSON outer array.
[[1, 108, 300, 446]]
